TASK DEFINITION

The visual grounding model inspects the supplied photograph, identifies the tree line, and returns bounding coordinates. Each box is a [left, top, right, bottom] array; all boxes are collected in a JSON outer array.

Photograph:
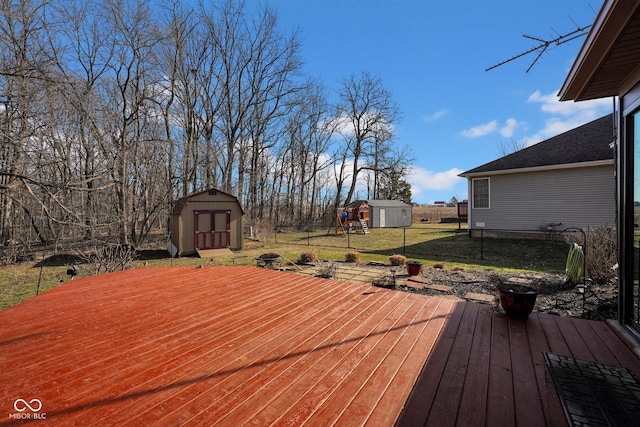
[[0, 0, 412, 251]]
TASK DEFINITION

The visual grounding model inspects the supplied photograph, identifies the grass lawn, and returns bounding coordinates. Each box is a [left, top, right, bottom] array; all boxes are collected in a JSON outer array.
[[0, 223, 570, 311]]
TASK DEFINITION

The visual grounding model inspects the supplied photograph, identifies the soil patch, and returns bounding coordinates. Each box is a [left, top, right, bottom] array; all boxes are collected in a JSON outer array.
[[400, 267, 617, 321], [305, 261, 617, 322]]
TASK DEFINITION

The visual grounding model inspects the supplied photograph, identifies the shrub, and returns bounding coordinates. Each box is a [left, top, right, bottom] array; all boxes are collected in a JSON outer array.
[[433, 262, 446, 269], [249, 220, 274, 246], [345, 251, 361, 263], [318, 262, 336, 278], [299, 251, 318, 263], [565, 226, 616, 285], [389, 254, 406, 266], [80, 244, 137, 275]]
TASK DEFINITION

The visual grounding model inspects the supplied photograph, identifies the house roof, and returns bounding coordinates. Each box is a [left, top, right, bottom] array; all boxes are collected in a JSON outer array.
[[459, 114, 614, 177], [559, 0, 640, 101]]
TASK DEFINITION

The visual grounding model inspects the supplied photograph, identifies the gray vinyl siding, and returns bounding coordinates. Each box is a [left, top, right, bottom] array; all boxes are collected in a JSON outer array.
[[469, 164, 615, 231]]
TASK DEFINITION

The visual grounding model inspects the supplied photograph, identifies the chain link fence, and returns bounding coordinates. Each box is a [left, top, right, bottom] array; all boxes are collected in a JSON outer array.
[[249, 222, 587, 274]]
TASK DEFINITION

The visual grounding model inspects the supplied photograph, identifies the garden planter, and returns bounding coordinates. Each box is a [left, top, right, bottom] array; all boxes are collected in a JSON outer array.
[[497, 284, 538, 318], [406, 261, 422, 276]]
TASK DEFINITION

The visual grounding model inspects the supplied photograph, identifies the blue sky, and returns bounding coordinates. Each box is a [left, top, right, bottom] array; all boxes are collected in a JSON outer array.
[[265, 0, 612, 204]]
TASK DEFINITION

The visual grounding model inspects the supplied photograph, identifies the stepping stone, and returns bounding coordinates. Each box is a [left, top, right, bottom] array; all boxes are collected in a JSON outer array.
[[426, 284, 453, 292], [407, 276, 430, 284], [465, 292, 495, 303], [404, 281, 425, 290]]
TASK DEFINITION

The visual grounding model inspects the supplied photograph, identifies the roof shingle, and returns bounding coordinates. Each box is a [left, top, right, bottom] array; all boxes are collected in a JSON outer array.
[[460, 114, 614, 176]]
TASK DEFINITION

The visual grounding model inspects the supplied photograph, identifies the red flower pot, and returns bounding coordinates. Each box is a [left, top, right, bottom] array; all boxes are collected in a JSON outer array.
[[406, 261, 422, 276], [497, 284, 538, 318]]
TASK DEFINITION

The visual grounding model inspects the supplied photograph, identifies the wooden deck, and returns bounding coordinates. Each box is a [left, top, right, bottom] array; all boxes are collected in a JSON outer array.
[[1, 266, 639, 426]]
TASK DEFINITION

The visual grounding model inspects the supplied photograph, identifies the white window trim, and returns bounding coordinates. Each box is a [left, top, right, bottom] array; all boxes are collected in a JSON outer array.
[[472, 177, 490, 209]]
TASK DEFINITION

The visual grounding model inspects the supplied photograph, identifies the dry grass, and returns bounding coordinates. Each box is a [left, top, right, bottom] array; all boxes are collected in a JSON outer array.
[[389, 254, 407, 266], [345, 251, 361, 263], [412, 206, 460, 224], [1, 221, 572, 311], [299, 251, 318, 263]]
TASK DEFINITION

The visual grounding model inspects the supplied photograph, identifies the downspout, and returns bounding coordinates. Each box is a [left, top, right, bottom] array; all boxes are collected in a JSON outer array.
[[467, 177, 473, 237]]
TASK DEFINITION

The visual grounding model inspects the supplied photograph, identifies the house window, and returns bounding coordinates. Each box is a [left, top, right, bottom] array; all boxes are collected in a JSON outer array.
[[472, 178, 490, 209]]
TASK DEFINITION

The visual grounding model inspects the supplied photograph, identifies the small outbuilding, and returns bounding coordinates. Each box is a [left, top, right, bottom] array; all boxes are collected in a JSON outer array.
[[170, 188, 244, 257], [367, 199, 412, 228]]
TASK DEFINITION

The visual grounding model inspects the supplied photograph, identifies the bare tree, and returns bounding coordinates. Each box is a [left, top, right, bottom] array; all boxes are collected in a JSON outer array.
[[0, 0, 60, 245], [0, 0, 417, 253], [335, 71, 401, 207], [99, 0, 163, 245], [55, 0, 116, 240], [497, 137, 528, 156], [280, 80, 336, 223]]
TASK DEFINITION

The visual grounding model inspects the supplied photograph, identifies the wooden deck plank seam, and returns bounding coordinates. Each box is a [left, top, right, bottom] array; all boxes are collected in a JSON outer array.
[[0, 268, 340, 406], [427, 301, 480, 426], [139, 283, 400, 425], [222, 293, 420, 426], [364, 297, 454, 427], [298, 295, 427, 426], [59, 272, 367, 422], [269, 297, 454, 427], [355, 297, 445, 426]]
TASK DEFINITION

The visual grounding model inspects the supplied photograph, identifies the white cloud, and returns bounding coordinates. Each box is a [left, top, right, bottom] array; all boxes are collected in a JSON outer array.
[[527, 89, 614, 140], [423, 109, 448, 122], [407, 166, 465, 200], [528, 90, 612, 116], [459, 120, 498, 138], [499, 118, 521, 138]]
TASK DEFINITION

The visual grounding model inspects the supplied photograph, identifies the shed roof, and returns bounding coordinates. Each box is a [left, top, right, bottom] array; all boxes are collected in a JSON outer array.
[[460, 114, 614, 177], [172, 188, 244, 216], [344, 199, 368, 209], [367, 199, 412, 207]]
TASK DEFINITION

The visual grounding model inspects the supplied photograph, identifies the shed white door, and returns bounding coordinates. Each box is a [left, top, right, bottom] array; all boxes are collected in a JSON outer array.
[[379, 209, 386, 228]]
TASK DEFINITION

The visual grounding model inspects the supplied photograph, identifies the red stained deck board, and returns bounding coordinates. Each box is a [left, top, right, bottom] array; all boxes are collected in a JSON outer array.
[[596, 321, 640, 376], [485, 311, 516, 427], [2, 266, 640, 426], [455, 304, 493, 426], [426, 302, 480, 427], [330, 296, 437, 425], [10, 269, 331, 416], [395, 300, 467, 426], [0, 267, 441, 426], [364, 297, 456, 427], [508, 318, 546, 426], [153, 285, 405, 425], [65, 272, 361, 423], [283, 294, 425, 426], [523, 314, 565, 426]]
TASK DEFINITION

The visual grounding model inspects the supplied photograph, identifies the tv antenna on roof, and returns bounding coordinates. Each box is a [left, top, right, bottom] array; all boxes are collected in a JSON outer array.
[[485, 16, 591, 73]]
